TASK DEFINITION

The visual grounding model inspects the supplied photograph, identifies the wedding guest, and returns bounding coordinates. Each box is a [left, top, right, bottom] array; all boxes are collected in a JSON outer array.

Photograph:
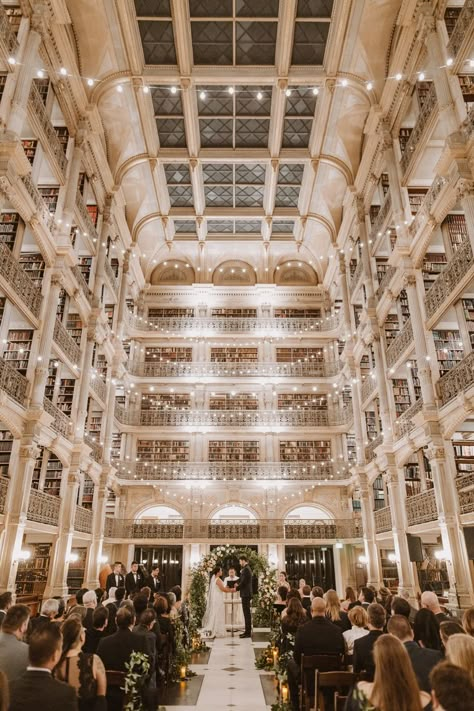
[[274, 586, 288, 617], [0, 604, 30, 680], [94, 589, 105, 606], [167, 592, 178, 619], [103, 588, 118, 635], [341, 586, 356, 612], [462, 606, 474, 636], [115, 587, 126, 609], [387, 614, 442, 693], [378, 586, 393, 615], [391, 596, 412, 621], [345, 635, 431, 710], [133, 609, 158, 707], [83, 591, 97, 631], [324, 589, 350, 631], [430, 662, 474, 711], [300, 584, 311, 615], [414, 608, 442, 651], [353, 602, 385, 681], [133, 594, 149, 621], [0, 592, 12, 627], [278, 571, 290, 591], [170, 586, 183, 611], [298, 578, 306, 595], [125, 561, 144, 597], [421, 591, 449, 624], [83, 607, 108, 654], [28, 598, 59, 640], [357, 586, 375, 610], [55, 617, 106, 710], [105, 562, 124, 593], [311, 585, 324, 600], [53, 597, 66, 623], [399, 589, 419, 625], [0, 670, 7, 711], [281, 598, 307, 641], [343, 605, 369, 656], [446, 633, 474, 682], [281, 590, 301, 620], [439, 620, 465, 648], [144, 565, 161, 594]]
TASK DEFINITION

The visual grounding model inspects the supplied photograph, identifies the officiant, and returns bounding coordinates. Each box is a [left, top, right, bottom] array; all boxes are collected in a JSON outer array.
[[224, 567, 244, 630]]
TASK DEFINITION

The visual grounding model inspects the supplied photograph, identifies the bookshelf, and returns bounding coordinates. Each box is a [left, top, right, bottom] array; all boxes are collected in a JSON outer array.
[[384, 313, 400, 347], [21, 139, 38, 165], [87, 408, 102, 438], [275, 347, 323, 363], [4, 329, 33, 375], [45, 360, 59, 402], [111, 432, 122, 460], [375, 258, 389, 283], [136, 440, 190, 462], [345, 433, 356, 463], [148, 307, 194, 318], [458, 75, 474, 105], [381, 173, 389, 196], [453, 441, 474, 477], [15, 543, 51, 599], [66, 315, 83, 345], [279, 440, 331, 462], [104, 304, 114, 327], [210, 347, 258, 363], [81, 473, 94, 509], [0, 212, 21, 250], [94, 354, 107, 380], [0, 74, 7, 104], [43, 454, 62, 496], [145, 347, 192, 362], [410, 366, 421, 401], [365, 411, 379, 440], [19, 252, 45, 286], [277, 393, 327, 411], [56, 289, 67, 320], [399, 290, 410, 323], [78, 256, 92, 285], [445, 214, 467, 251], [380, 551, 398, 588], [369, 204, 380, 223], [399, 127, 412, 154], [392, 379, 411, 416], [32, 447, 44, 490], [274, 308, 322, 319], [66, 548, 87, 593], [105, 489, 116, 516], [5, 6, 22, 34], [57, 379, 75, 417], [209, 393, 258, 411], [415, 83, 432, 109], [86, 205, 98, 226], [38, 186, 60, 213], [53, 126, 69, 152], [373, 475, 385, 510], [0, 298, 5, 327], [353, 304, 362, 327], [422, 252, 447, 291], [407, 187, 428, 213], [141, 393, 191, 411], [208, 440, 259, 462], [444, 6, 461, 36], [462, 299, 474, 348], [0, 428, 13, 477], [211, 308, 257, 318], [33, 78, 49, 103], [432, 329, 463, 375], [78, 173, 86, 195]]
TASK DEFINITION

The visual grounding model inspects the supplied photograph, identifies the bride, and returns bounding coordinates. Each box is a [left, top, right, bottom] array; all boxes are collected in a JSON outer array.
[[201, 566, 235, 638]]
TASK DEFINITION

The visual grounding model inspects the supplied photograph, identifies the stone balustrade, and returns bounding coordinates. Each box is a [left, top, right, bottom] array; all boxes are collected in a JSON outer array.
[[53, 318, 81, 366], [75, 192, 98, 242], [0, 242, 43, 319], [395, 399, 423, 439], [447, 0, 474, 62], [425, 239, 473, 321], [0, 476, 8, 514], [361, 376, 376, 404], [456, 472, 474, 514], [90, 375, 107, 403], [28, 82, 67, 177], [376, 266, 396, 299], [374, 506, 392, 533], [406, 489, 438, 526], [370, 192, 392, 242], [43, 398, 71, 437], [0, 357, 28, 405], [438, 351, 474, 406], [104, 259, 119, 296], [71, 265, 92, 298], [21, 175, 55, 233], [400, 83, 438, 175], [386, 319, 413, 369], [27, 489, 61, 526], [113, 460, 345, 482], [74, 505, 93, 534], [365, 434, 383, 461], [350, 260, 364, 295], [84, 434, 103, 463], [128, 360, 341, 378], [0, 3, 18, 59]]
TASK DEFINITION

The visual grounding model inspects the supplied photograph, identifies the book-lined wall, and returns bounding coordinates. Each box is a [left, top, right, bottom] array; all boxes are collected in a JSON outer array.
[[136, 440, 190, 462], [444, 214, 467, 251], [4, 329, 33, 374], [432, 329, 463, 375], [0, 212, 21, 250], [209, 393, 258, 410], [210, 347, 258, 363], [279, 440, 331, 462], [145, 347, 192, 362], [15, 543, 51, 599], [276, 347, 323, 363], [211, 308, 257, 318], [0, 428, 13, 478], [277, 393, 327, 411], [209, 440, 259, 461], [141, 393, 191, 411], [148, 307, 194, 318], [274, 308, 322, 319], [453, 441, 474, 478]]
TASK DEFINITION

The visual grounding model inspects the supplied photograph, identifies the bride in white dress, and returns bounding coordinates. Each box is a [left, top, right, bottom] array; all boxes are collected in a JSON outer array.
[[201, 566, 234, 638]]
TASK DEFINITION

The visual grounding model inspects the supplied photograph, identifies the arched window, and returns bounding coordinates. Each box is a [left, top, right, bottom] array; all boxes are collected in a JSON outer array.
[[136, 505, 183, 522], [285, 504, 332, 521], [211, 505, 257, 520]]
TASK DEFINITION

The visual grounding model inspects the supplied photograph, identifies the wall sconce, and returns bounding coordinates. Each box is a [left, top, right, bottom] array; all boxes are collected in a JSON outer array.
[[358, 555, 368, 564], [67, 553, 79, 563]]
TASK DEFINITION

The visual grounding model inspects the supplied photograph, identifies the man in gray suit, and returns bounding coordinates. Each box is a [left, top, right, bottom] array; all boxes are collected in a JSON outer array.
[[0, 604, 30, 681]]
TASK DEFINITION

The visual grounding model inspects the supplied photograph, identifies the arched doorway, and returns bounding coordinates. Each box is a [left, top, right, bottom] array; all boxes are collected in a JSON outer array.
[[284, 505, 335, 590], [134, 505, 184, 590]]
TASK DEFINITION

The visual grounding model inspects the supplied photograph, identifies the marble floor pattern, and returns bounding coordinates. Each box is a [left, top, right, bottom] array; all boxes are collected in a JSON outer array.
[[164, 633, 275, 710]]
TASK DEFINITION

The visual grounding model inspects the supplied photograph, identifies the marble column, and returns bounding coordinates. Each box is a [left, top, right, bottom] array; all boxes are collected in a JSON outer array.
[[30, 274, 63, 408], [44, 468, 79, 597], [84, 479, 108, 588], [358, 473, 382, 588], [368, 333, 392, 440], [384, 464, 418, 601], [403, 275, 436, 407], [5, 26, 42, 136]]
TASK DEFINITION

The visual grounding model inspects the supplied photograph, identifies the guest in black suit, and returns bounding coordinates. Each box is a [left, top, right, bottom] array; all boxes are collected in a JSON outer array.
[[9, 623, 78, 711], [27, 598, 60, 641], [83, 607, 109, 654], [144, 565, 161, 594], [125, 561, 145, 597], [300, 585, 312, 617], [235, 556, 252, 638], [105, 562, 125, 593], [97, 606, 148, 711], [288, 597, 344, 710], [353, 602, 386, 681], [387, 614, 442, 692]]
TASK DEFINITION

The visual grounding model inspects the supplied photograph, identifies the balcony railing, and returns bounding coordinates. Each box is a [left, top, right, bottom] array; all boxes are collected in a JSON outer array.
[[376, 266, 396, 300], [75, 192, 98, 242], [0, 476, 8, 514], [374, 506, 392, 533], [27, 489, 61, 526], [438, 351, 474, 406], [104, 517, 362, 540], [113, 460, 345, 482], [128, 360, 341, 378], [53, 318, 81, 366], [28, 83, 67, 177], [0, 357, 28, 405], [406, 489, 438, 526], [0, 242, 43, 319], [456, 472, 474, 514], [21, 175, 56, 232], [74, 505, 93, 534], [409, 176, 448, 240], [350, 260, 364, 295], [71, 265, 92, 299], [0, 3, 19, 59], [370, 192, 392, 243], [84, 435, 103, 464], [447, 0, 474, 62], [126, 313, 341, 334], [386, 319, 413, 369], [104, 259, 119, 296], [425, 239, 473, 321], [361, 376, 376, 404], [117, 407, 352, 428], [400, 83, 438, 175], [395, 399, 423, 439], [43, 398, 71, 438], [90, 375, 107, 403], [365, 434, 383, 461]]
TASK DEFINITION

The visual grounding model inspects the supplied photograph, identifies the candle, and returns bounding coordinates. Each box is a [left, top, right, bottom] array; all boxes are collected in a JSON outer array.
[[180, 665, 187, 680], [272, 648, 278, 664], [281, 683, 289, 702]]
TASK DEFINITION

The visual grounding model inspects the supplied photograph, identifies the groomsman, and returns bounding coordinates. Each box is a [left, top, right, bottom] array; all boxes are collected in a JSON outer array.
[[144, 565, 162, 594], [125, 561, 145, 596], [106, 561, 125, 593]]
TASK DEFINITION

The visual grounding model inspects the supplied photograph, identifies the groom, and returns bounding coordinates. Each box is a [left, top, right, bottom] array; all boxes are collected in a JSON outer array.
[[236, 555, 252, 638]]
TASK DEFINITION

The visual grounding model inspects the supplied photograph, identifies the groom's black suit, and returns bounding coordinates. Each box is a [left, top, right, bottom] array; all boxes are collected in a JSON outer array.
[[236, 564, 252, 635]]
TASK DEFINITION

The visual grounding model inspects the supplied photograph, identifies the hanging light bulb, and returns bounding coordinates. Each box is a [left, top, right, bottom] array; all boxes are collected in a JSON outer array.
[[312, 87, 319, 95], [59, 67, 68, 76], [228, 86, 234, 95], [170, 86, 177, 94], [87, 78, 94, 86]]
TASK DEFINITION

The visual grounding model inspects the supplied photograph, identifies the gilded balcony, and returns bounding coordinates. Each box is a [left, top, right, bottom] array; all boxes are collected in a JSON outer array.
[[438, 351, 474, 406], [53, 318, 81, 366], [43, 398, 71, 438], [400, 84, 438, 176], [386, 319, 413, 369], [425, 239, 473, 323], [27, 489, 61, 526], [74, 505, 93, 534], [406, 489, 438, 526], [0, 242, 42, 319], [128, 360, 341, 378], [374, 506, 392, 533], [0, 357, 28, 405]]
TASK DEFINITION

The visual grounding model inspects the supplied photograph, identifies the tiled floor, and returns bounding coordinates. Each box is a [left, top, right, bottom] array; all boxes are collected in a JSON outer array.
[[164, 632, 275, 710]]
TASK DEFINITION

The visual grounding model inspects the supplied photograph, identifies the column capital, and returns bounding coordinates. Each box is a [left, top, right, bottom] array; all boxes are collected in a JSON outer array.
[[102, 194, 114, 226], [377, 119, 393, 151], [19, 443, 40, 461], [30, 2, 52, 36], [338, 253, 347, 273], [403, 273, 417, 288], [424, 444, 445, 462], [456, 178, 474, 202], [354, 194, 366, 222]]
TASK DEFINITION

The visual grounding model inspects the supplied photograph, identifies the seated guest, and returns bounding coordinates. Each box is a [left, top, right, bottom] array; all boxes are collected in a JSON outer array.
[[106, 562, 124, 593], [377, 586, 393, 614], [94, 589, 105, 606], [103, 588, 118, 635], [391, 596, 412, 621], [167, 592, 178, 619], [298, 578, 306, 596], [0, 592, 13, 626], [115, 587, 126, 609], [281, 589, 301, 619], [353, 602, 385, 681], [300, 585, 312, 615], [154, 596, 174, 641], [83, 591, 97, 631], [274, 586, 288, 616], [125, 561, 145, 597], [55, 617, 106, 710], [439, 620, 465, 648], [53, 597, 66, 623], [387, 614, 442, 692], [76, 589, 88, 606], [414, 608, 442, 651], [445, 633, 474, 683], [462, 606, 474, 636], [430, 661, 474, 711], [324, 589, 350, 631], [97, 607, 148, 711], [0, 603, 30, 680], [170, 585, 183, 611], [421, 591, 449, 624], [28, 598, 59, 640], [358, 586, 375, 609], [133, 608, 158, 703], [83, 607, 109, 654], [341, 585, 357, 612], [280, 598, 307, 653], [399, 589, 419, 625], [343, 605, 369, 656], [144, 565, 161, 594], [311, 585, 324, 600], [133, 594, 149, 621], [9, 624, 78, 711], [346, 635, 431, 710], [140, 586, 152, 607], [287, 597, 344, 710]]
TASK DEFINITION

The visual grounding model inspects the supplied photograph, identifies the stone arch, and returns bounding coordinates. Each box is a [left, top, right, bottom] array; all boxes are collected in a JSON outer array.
[[212, 261, 256, 286], [150, 260, 195, 286], [134, 504, 184, 521], [209, 503, 259, 520], [283, 503, 334, 520], [274, 260, 318, 286]]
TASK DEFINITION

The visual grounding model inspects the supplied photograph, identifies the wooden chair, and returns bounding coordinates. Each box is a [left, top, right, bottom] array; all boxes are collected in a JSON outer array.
[[334, 691, 348, 711], [299, 654, 344, 711], [315, 671, 356, 711], [105, 670, 126, 710]]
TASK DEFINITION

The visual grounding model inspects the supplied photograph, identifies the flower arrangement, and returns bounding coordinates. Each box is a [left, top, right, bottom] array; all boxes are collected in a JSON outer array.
[[170, 615, 196, 683], [123, 650, 150, 711]]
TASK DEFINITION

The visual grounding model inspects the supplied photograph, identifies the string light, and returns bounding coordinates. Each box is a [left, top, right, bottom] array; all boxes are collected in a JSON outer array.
[[7, 56, 15, 65], [59, 67, 68, 76], [199, 90, 206, 100], [312, 87, 319, 95], [446, 58, 453, 66], [143, 85, 150, 94], [170, 86, 177, 94], [116, 84, 123, 93], [418, 71, 425, 81], [87, 78, 94, 86], [285, 88, 292, 97], [341, 78, 348, 87], [395, 72, 402, 81], [257, 91, 263, 100], [366, 81, 373, 91], [36, 69, 45, 78]]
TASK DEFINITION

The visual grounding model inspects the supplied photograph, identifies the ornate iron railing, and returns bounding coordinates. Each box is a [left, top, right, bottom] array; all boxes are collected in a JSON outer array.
[[456, 472, 474, 514], [400, 84, 438, 174], [438, 351, 474, 405], [0, 3, 19, 59], [374, 506, 392, 533], [350, 260, 364, 295], [406, 489, 438, 526], [53, 318, 81, 365], [0, 357, 28, 405], [84, 434, 103, 463], [376, 266, 396, 299], [21, 175, 56, 232], [27, 489, 61, 526], [447, 0, 474, 61], [43, 398, 71, 437], [90, 375, 107, 403], [455, 471, 474, 492], [370, 192, 392, 242], [71, 265, 92, 298], [365, 434, 383, 461], [74, 505, 93, 534], [425, 239, 473, 321], [361, 376, 376, 404], [0, 242, 43, 319], [0, 476, 8, 514], [112, 460, 345, 482], [126, 313, 341, 334], [128, 360, 341, 378], [386, 319, 413, 368], [28, 82, 67, 176], [395, 399, 423, 439], [75, 192, 98, 242], [104, 259, 119, 296]]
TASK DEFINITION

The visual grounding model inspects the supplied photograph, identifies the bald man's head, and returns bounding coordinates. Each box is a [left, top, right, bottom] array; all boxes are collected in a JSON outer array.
[[311, 597, 326, 617]]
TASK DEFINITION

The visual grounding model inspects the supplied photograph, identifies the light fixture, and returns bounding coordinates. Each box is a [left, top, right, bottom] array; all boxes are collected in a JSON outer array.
[[17, 550, 31, 561], [59, 67, 68, 76], [358, 554, 368, 564], [170, 86, 177, 94], [418, 72, 425, 81], [285, 88, 292, 97], [7, 56, 16, 65], [434, 549, 449, 561], [143, 85, 149, 94], [228, 86, 234, 95], [388, 552, 397, 563], [257, 91, 263, 100], [87, 78, 94, 86], [116, 84, 123, 93], [199, 90, 206, 100], [446, 58, 453, 67], [395, 72, 402, 81], [36, 69, 45, 79], [68, 553, 79, 563], [335, 542, 343, 549], [366, 81, 373, 91], [312, 87, 319, 95], [341, 78, 348, 87], [99, 554, 109, 564]]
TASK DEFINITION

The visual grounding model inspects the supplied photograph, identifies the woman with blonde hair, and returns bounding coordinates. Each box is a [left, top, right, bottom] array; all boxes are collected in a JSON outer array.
[[462, 605, 474, 636], [346, 635, 430, 710], [343, 605, 369, 655], [324, 589, 350, 631], [446, 633, 474, 683]]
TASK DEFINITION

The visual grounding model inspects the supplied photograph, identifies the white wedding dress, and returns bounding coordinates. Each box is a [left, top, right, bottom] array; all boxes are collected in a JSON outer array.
[[201, 575, 227, 638]]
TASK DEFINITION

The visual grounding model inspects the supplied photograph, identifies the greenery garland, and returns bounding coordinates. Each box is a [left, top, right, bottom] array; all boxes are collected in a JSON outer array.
[[189, 544, 277, 630], [123, 651, 150, 711]]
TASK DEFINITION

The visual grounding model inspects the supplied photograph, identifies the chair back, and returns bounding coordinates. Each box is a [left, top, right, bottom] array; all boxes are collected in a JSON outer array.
[[106, 669, 126, 687], [299, 654, 343, 711], [334, 691, 348, 711], [315, 671, 356, 711]]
